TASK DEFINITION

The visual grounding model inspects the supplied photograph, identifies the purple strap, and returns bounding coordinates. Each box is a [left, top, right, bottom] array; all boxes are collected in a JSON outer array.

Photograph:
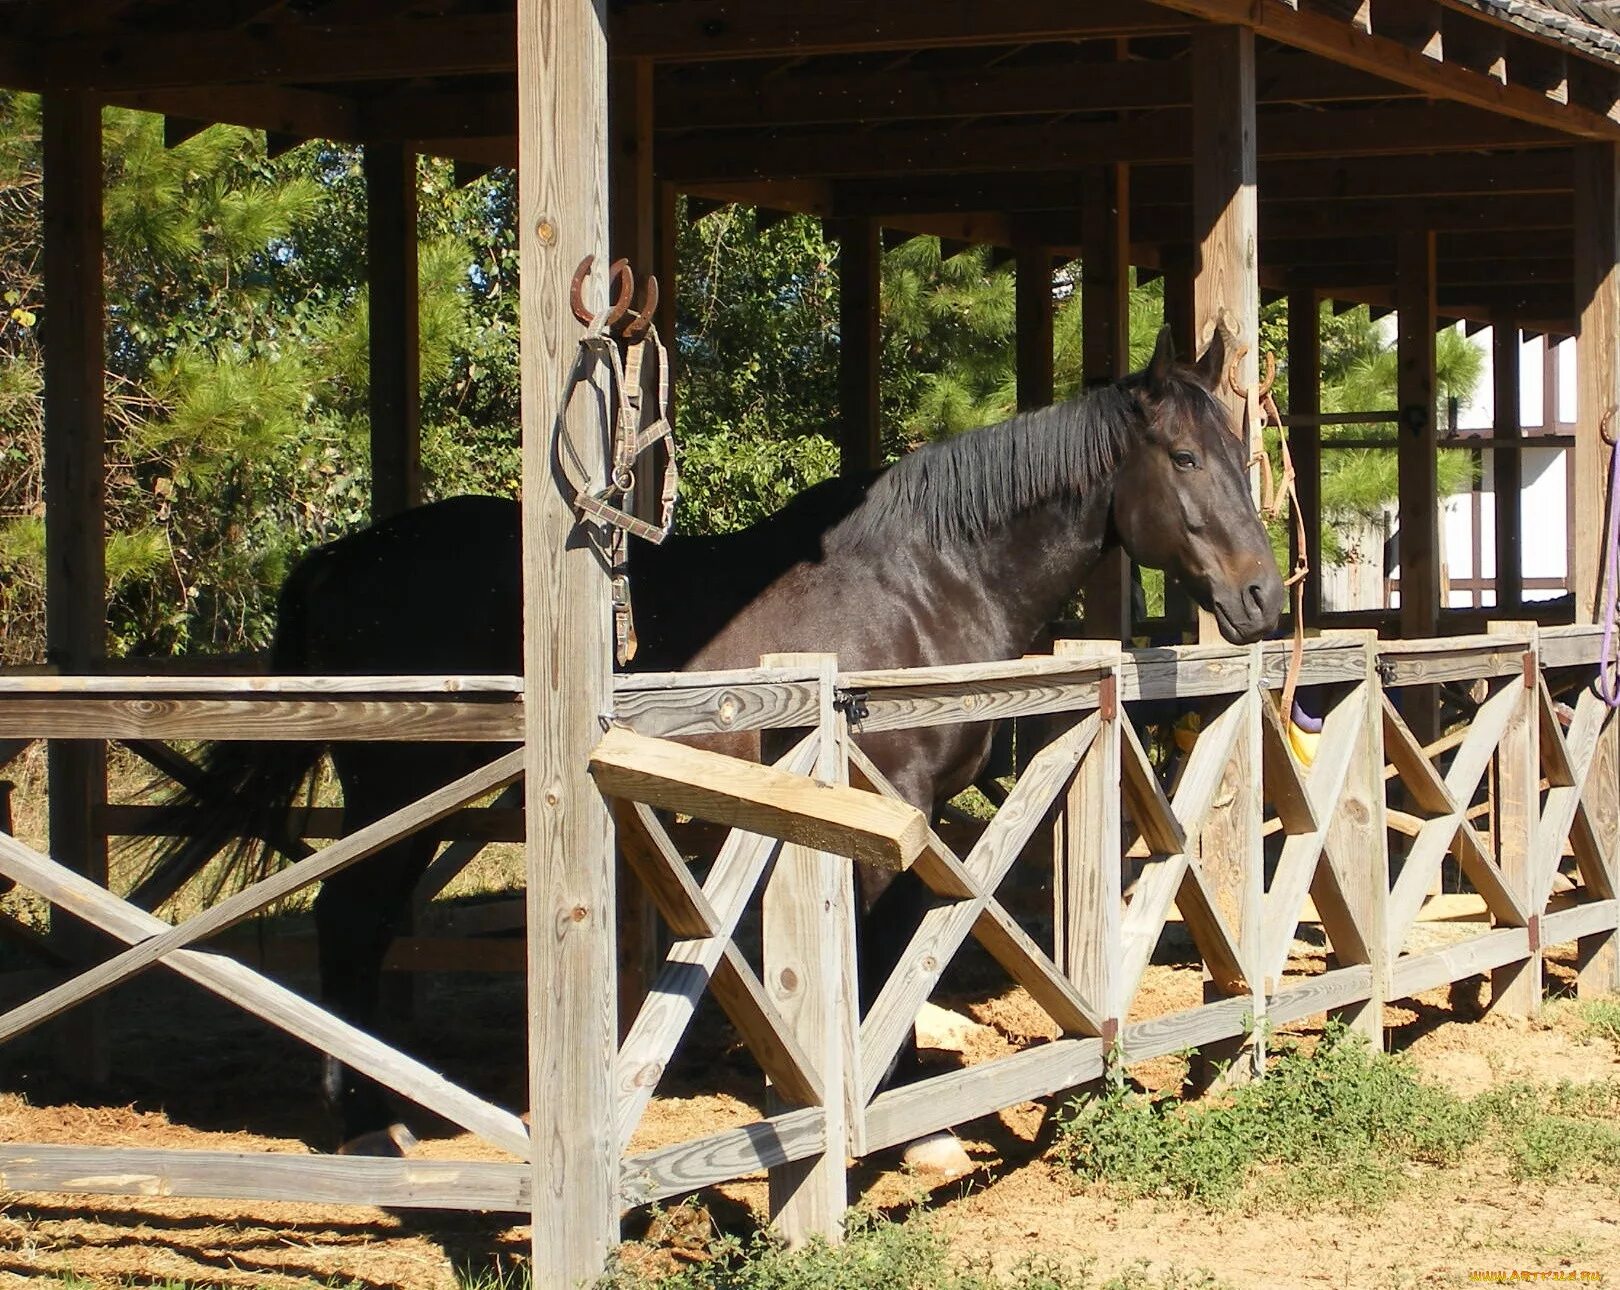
[[1599, 433, 1620, 706]]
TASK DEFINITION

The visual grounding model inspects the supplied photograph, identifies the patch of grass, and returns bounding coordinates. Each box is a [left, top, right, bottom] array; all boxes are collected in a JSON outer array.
[[597, 1208, 1226, 1290], [1054, 1024, 1483, 1210], [1571, 997, 1620, 1049], [1056, 1026, 1620, 1212]]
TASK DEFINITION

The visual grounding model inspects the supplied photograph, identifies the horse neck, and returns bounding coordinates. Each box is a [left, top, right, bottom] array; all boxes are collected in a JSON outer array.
[[924, 483, 1119, 661]]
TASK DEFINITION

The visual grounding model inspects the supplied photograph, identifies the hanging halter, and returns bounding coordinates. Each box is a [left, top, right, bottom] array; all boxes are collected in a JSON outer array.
[[1596, 406, 1620, 707], [1230, 345, 1317, 764], [557, 255, 680, 665]]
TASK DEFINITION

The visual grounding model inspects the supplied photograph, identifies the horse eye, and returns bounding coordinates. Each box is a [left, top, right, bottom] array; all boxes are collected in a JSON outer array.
[[1171, 450, 1199, 470]]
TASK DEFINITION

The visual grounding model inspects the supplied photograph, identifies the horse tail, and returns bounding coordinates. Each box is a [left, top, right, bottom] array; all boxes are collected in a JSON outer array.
[[127, 555, 330, 912]]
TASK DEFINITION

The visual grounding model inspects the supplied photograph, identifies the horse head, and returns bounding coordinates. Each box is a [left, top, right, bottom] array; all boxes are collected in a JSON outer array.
[[1111, 325, 1286, 645]]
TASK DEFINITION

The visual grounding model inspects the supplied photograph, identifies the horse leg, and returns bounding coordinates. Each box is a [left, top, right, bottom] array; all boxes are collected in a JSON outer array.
[[315, 748, 455, 1155]]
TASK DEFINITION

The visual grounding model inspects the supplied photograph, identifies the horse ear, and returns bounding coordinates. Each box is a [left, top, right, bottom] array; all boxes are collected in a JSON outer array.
[[1147, 325, 1177, 391], [1193, 323, 1229, 392]]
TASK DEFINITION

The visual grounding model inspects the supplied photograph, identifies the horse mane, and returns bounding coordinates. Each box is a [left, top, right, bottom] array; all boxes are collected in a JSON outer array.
[[833, 375, 1145, 550]]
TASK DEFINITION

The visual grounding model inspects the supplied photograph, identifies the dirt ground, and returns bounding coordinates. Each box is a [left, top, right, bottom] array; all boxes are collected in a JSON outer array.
[[2, 914, 1618, 1290]]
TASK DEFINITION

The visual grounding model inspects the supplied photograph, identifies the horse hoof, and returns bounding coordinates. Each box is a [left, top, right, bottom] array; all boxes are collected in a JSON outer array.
[[336, 1122, 418, 1157], [901, 1130, 974, 1181]]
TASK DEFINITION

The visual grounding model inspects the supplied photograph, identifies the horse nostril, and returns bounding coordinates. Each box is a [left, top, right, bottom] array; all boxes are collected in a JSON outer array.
[[1245, 581, 1268, 617]]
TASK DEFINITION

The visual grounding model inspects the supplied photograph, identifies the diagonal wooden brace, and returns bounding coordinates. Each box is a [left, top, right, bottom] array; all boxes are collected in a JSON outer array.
[[0, 749, 527, 1047], [0, 826, 531, 1159]]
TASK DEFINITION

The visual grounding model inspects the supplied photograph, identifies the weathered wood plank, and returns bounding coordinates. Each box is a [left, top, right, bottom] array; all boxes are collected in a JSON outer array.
[[854, 677, 1104, 734], [0, 828, 531, 1159], [864, 1039, 1107, 1154], [858, 715, 1098, 1101], [1489, 626, 1543, 1017], [0, 698, 523, 742], [1122, 995, 1254, 1064], [620, 1108, 827, 1209], [589, 726, 926, 871], [0, 1145, 530, 1212], [1543, 898, 1620, 945], [616, 801, 722, 938], [1266, 964, 1375, 1026], [611, 680, 820, 739], [0, 750, 525, 1045], [1390, 927, 1533, 999], [0, 673, 522, 693]]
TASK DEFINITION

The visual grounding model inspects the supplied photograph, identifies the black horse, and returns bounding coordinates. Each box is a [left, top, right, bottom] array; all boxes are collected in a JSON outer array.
[[139, 326, 1283, 1155]]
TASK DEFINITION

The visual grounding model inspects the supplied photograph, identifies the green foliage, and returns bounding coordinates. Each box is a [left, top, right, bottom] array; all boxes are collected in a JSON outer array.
[[1574, 997, 1620, 1049], [1056, 1027, 1620, 1211], [598, 1208, 1222, 1290], [1055, 1024, 1484, 1209], [0, 94, 521, 661]]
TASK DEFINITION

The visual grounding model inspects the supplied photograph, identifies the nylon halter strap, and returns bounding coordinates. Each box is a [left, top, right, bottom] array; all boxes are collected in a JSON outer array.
[[558, 257, 679, 666]]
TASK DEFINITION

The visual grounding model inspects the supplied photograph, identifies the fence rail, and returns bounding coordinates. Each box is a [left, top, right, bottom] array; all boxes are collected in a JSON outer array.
[[0, 623, 1614, 1237]]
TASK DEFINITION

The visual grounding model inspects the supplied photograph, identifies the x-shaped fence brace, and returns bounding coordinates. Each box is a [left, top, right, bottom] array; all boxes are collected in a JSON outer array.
[[0, 749, 534, 1160]]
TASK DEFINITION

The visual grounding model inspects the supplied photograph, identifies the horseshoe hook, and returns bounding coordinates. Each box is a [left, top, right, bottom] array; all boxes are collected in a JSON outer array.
[[570, 255, 635, 332]]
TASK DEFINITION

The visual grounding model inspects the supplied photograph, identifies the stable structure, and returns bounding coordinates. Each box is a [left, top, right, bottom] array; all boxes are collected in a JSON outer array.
[[1, 2, 1620, 1285]]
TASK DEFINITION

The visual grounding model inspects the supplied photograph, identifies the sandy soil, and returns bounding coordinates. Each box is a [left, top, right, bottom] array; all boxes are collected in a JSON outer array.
[[3, 920, 1619, 1290]]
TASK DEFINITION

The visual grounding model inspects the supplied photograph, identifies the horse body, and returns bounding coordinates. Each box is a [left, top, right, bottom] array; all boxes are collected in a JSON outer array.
[[141, 327, 1283, 1152]]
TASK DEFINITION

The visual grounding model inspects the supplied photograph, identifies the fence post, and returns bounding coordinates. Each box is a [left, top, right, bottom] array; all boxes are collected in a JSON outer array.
[[759, 652, 853, 1245], [1194, 644, 1266, 1085], [1052, 640, 1122, 1070], [1323, 629, 1389, 1044], [1489, 621, 1542, 1018]]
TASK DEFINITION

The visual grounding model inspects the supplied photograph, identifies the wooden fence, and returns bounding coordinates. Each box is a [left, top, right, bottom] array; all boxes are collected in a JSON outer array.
[[0, 623, 1615, 1246]]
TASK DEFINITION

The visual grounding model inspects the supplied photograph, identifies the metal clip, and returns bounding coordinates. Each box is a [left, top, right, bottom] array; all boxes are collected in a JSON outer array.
[[834, 688, 871, 732]]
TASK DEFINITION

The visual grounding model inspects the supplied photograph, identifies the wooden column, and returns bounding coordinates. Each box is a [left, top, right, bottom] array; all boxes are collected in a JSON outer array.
[[1490, 622, 1543, 1017], [1189, 27, 1263, 1081], [42, 92, 109, 1084], [1575, 142, 1620, 996], [1015, 248, 1054, 412], [365, 145, 421, 519], [1163, 248, 1198, 361], [1288, 287, 1322, 625], [1192, 24, 1260, 645], [1081, 164, 1133, 641], [1322, 630, 1389, 1046], [518, 0, 617, 1281], [761, 653, 853, 1245], [609, 53, 660, 1035], [1493, 320, 1523, 614], [834, 218, 881, 475], [1396, 229, 1439, 639]]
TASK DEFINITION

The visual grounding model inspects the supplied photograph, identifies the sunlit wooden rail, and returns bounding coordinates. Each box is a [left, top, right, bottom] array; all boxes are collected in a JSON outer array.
[[0, 623, 1615, 1240]]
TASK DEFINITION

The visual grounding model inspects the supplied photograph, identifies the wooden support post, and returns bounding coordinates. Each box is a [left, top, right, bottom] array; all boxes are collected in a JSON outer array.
[[609, 53, 660, 1034], [1288, 287, 1323, 625], [760, 654, 853, 1246], [518, 0, 617, 1281], [1397, 228, 1440, 744], [365, 144, 421, 519], [1192, 650, 1265, 1086], [1015, 248, 1054, 412], [1323, 630, 1389, 1045], [1489, 622, 1542, 1018], [1192, 25, 1260, 646], [42, 91, 109, 1086], [1081, 164, 1133, 641], [834, 218, 881, 475], [1052, 641, 1121, 1071], [1493, 320, 1523, 614], [1575, 142, 1620, 995], [1163, 247, 1198, 362]]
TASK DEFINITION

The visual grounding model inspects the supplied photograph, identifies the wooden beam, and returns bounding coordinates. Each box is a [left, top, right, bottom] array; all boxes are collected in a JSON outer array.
[[833, 217, 882, 475], [1493, 319, 1524, 614], [1081, 163, 1133, 642], [1147, 0, 1620, 140], [111, 86, 362, 142], [1194, 25, 1261, 644], [611, 0, 1197, 61], [1396, 226, 1440, 749], [519, 0, 617, 1279], [656, 50, 1413, 132], [13, 14, 517, 91], [657, 103, 1560, 184], [588, 727, 927, 871], [1015, 247, 1054, 412], [365, 144, 420, 519], [1133, 192, 1571, 243], [1575, 143, 1620, 625], [42, 91, 109, 1085], [1289, 287, 1323, 623]]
